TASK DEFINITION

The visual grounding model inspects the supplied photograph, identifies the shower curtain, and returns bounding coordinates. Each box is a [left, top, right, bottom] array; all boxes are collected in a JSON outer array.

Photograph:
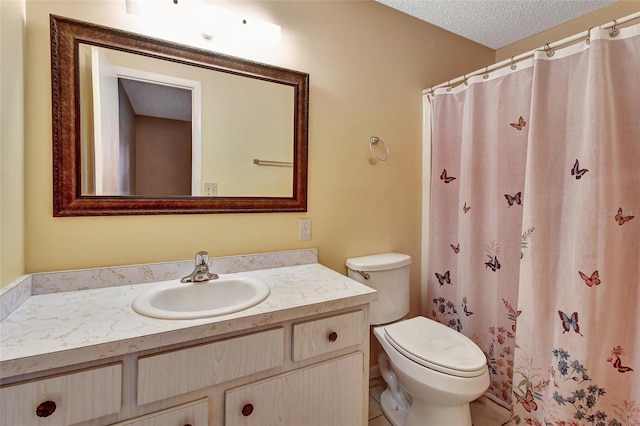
[[425, 22, 640, 425]]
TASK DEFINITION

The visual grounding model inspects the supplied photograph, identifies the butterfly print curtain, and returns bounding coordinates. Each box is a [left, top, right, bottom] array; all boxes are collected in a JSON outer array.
[[427, 66, 533, 406], [425, 23, 640, 424]]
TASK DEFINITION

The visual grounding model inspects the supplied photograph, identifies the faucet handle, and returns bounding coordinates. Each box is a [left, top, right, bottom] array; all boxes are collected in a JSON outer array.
[[195, 251, 209, 266]]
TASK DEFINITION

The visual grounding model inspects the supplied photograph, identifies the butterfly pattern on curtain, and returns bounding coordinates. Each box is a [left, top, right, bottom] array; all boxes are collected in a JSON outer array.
[[427, 69, 533, 406], [427, 23, 640, 423], [512, 149, 639, 426], [505, 27, 640, 426]]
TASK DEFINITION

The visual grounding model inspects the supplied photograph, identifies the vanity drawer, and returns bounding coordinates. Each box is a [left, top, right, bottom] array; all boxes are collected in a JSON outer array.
[[112, 398, 208, 425], [137, 327, 284, 405], [292, 310, 365, 361], [0, 363, 122, 425]]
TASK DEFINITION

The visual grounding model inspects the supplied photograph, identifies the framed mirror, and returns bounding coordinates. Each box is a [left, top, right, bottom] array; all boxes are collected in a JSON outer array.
[[51, 14, 309, 216]]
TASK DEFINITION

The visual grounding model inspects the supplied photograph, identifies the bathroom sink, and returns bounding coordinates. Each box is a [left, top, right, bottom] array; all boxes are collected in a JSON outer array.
[[131, 276, 270, 320]]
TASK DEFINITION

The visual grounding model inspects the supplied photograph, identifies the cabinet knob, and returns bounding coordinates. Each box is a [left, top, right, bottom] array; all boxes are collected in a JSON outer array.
[[328, 331, 338, 342], [242, 403, 254, 416], [36, 400, 57, 417]]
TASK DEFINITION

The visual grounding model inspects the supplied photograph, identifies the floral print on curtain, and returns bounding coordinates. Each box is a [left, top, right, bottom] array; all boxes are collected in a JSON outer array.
[[427, 66, 533, 406], [427, 22, 640, 422]]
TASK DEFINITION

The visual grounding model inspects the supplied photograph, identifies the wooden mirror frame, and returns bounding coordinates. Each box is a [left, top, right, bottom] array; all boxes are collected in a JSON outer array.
[[51, 15, 308, 216]]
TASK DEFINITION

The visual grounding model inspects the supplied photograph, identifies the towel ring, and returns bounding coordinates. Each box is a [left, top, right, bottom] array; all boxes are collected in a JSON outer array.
[[369, 136, 390, 161]]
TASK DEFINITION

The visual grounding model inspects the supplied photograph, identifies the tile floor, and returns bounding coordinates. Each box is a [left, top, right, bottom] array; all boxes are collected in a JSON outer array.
[[368, 376, 511, 426]]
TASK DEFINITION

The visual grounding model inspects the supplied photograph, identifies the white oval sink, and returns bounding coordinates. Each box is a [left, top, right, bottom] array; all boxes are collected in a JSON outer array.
[[131, 276, 270, 320]]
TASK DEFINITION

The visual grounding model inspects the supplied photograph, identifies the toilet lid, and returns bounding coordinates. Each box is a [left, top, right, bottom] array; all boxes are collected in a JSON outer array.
[[384, 316, 487, 378]]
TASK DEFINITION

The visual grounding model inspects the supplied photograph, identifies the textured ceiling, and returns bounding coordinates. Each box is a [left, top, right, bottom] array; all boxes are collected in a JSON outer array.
[[375, 0, 616, 49]]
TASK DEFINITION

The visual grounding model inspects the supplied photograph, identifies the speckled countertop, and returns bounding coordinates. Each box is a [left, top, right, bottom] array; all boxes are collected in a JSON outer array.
[[0, 249, 377, 380]]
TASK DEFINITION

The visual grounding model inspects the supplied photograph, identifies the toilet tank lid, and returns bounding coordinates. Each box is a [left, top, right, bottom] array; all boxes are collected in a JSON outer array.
[[346, 253, 411, 272]]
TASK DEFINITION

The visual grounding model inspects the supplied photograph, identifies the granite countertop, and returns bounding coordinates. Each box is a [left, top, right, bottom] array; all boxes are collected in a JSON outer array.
[[0, 260, 377, 380]]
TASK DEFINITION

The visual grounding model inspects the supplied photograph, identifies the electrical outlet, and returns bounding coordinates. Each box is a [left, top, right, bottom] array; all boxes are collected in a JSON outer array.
[[204, 182, 218, 196], [299, 218, 311, 240]]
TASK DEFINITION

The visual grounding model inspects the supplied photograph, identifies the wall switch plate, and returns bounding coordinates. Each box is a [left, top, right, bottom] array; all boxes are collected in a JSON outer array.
[[204, 183, 218, 196], [299, 218, 311, 240]]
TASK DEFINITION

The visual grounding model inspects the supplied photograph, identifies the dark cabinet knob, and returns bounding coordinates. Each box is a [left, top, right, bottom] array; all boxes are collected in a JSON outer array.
[[328, 331, 338, 342], [242, 403, 254, 416], [36, 400, 57, 417]]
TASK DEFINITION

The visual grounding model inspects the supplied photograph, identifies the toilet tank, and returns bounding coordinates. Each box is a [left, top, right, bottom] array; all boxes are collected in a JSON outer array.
[[346, 253, 411, 325]]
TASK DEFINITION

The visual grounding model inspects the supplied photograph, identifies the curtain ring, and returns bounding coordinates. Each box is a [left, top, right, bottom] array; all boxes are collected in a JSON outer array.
[[586, 26, 595, 45], [482, 67, 489, 79], [510, 56, 517, 70], [609, 19, 619, 37], [446, 80, 452, 92], [369, 136, 390, 161], [544, 43, 555, 57], [463, 74, 468, 86]]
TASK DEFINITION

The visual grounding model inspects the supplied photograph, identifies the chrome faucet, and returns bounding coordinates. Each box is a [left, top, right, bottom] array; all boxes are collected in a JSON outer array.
[[181, 251, 219, 283]]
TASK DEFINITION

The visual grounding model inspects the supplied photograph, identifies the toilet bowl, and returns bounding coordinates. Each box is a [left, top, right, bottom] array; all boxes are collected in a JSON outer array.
[[374, 317, 489, 426], [346, 253, 490, 426]]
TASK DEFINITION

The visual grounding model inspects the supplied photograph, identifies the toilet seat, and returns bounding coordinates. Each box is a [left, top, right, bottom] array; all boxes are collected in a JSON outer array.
[[383, 316, 487, 378]]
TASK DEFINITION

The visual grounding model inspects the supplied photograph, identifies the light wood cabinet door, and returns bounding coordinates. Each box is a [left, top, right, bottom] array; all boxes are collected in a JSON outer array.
[[111, 398, 208, 426], [138, 327, 284, 405], [0, 363, 122, 426], [225, 352, 364, 426], [292, 310, 365, 361]]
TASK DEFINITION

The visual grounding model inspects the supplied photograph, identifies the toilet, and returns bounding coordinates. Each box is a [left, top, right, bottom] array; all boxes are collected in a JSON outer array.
[[346, 253, 489, 426]]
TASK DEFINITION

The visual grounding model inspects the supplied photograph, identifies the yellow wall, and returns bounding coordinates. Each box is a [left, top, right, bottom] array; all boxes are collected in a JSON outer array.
[[496, 0, 640, 61], [0, 0, 26, 287], [20, 0, 494, 317]]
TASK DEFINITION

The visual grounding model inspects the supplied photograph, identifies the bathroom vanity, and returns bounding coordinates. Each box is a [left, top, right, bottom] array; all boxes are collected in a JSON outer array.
[[0, 249, 376, 426]]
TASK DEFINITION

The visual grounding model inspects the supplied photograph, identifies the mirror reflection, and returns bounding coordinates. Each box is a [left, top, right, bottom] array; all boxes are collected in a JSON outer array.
[[51, 14, 309, 216], [78, 44, 294, 198]]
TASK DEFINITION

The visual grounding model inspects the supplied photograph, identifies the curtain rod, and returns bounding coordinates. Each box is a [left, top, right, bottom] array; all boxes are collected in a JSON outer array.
[[423, 11, 640, 95]]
